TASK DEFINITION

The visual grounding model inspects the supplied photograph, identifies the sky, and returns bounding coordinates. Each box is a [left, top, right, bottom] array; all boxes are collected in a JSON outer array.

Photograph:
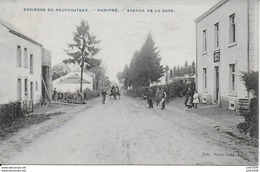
[[0, 0, 221, 82]]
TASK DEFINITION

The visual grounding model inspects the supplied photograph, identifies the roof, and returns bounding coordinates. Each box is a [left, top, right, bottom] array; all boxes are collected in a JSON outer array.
[[0, 18, 42, 46], [194, 0, 229, 23], [53, 71, 93, 84], [58, 75, 91, 84]]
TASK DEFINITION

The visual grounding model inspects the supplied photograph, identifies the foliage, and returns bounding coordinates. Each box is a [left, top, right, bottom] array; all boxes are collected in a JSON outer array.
[[88, 60, 110, 90], [165, 65, 169, 84], [126, 79, 185, 101], [120, 33, 164, 88], [63, 20, 101, 91], [117, 64, 131, 89], [238, 71, 259, 139], [0, 102, 25, 129], [170, 60, 195, 79], [240, 71, 258, 97], [52, 62, 71, 80], [83, 88, 100, 100]]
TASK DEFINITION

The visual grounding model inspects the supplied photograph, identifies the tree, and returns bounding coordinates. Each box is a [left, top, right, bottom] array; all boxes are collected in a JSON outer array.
[[63, 20, 100, 92], [129, 33, 164, 87], [88, 59, 104, 90], [173, 66, 177, 77], [122, 64, 131, 88], [52, 62, 71, 80], [117, 71, 124, 83], [169, 68, 173, 79], [165, 65, 169, 84]]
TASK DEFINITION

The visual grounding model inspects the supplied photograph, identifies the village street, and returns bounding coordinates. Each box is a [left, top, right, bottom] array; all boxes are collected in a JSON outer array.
[[0, 95, 257, 165]]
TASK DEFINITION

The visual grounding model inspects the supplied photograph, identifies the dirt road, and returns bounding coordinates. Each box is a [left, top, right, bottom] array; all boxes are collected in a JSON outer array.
[[0, 96, 257, 165]]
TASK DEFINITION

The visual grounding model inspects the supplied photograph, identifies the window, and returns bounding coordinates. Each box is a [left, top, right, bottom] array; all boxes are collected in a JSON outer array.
[[36, 81, 38, 91], [229, 14, 236, 43], [24, 48, 28, 68], [25, 79, 28, 98], [202, 30, 207, 52], [214, 23, 219, 48], [17, 46, 22, 67], [30, 54, 33, 74], [229, 64, 236, 92], [203, 68, 207, 89], [17, 78, 22, 100]]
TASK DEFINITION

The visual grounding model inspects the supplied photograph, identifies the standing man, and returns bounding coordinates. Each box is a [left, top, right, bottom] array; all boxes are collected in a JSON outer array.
[[53, 88, 57, 101], [147, 89, 154, 108], [161, 89, 167, 110], [101, 89, 107, 104]]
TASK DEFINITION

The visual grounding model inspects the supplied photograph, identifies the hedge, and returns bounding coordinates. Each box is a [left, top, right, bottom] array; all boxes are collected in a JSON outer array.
[[238, 71, 259, 139], [0, 102, 25, 129], [126, 79, 189, 101]]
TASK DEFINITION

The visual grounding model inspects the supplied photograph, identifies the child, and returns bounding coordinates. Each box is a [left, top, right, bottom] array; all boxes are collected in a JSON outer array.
[[193, 90, 199, 108]]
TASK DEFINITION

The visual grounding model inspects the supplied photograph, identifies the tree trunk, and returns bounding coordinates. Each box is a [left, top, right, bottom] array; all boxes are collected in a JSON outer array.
[[80, 64, 83, 92]]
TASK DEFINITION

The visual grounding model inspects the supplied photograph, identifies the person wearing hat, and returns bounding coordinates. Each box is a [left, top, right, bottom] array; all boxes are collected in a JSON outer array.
[[161, 89, 167, 110], [147, 88, 154, 108]]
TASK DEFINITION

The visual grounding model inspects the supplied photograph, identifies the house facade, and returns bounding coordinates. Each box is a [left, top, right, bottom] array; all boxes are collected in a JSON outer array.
[[0, 18, 51, 105], [195, 0, 259, 109], [52, 71, 94, 93]]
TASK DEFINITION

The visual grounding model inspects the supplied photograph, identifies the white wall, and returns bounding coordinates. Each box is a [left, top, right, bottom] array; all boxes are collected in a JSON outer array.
[[196, 0, 250, 106], [0, 24, 42, 104], [52, 72, 93, 93]]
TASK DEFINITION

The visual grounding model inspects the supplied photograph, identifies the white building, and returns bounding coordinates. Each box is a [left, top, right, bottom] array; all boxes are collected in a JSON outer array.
[[52, 71, 94, 93], [0, 18, 44, 104], [195, 0, 259, 109]]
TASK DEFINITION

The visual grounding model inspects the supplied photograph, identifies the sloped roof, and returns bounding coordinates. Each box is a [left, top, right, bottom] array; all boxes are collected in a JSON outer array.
[[58, 76, 90, 84], [53, 72, 92, 84], [0, 18, 42, 46]]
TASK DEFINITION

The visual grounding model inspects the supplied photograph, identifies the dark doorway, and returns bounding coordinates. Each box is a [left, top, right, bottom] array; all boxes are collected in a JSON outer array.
[[42, 66, 49, 100], [215, 66, 219, 102]]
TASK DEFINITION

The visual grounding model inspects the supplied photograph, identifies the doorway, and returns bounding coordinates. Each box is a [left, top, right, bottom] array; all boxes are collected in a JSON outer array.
[[215, 66, 219, 103], [30, 82, 33, 101]]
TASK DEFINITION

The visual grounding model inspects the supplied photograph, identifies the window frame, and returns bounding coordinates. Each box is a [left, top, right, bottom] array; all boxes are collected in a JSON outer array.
[[30, 54, 33, 74], [17, 45, 22, 67], [229, 64, 236, 95], [202, 29, 207, 53], [24, 48, 28, 68], [17, 77, 22, 101], [203, 68, 207, 90], [229, 13, 236, 45], [214, 22, 220, 49]]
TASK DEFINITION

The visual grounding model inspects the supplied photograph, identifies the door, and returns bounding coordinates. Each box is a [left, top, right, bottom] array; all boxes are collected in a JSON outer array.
[[30, 82, 33, 101], [215, 66, 219, 102], [17, 78, 22, 100]]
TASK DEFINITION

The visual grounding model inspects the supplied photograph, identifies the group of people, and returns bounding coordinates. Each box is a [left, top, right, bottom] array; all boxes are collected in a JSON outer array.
[[184, 82, 199, 109], [101, 85, 120, 104], [147, 88, 167, 110]]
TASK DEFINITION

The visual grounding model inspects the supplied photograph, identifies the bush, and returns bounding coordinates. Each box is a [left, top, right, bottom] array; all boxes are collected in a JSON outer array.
[[240, 71, 258, 97], [238, 71, 258, 139], [83, 89, 100, 100], [126, 79, 185, 101], [0, 102, 25, 129]]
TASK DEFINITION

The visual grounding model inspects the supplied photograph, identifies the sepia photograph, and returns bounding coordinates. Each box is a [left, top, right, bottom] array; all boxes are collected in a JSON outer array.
[[0, 0, 258, 170]]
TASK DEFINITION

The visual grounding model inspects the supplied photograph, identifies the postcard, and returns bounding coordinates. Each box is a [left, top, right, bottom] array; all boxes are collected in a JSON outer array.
[[0, 0, 258, 171]]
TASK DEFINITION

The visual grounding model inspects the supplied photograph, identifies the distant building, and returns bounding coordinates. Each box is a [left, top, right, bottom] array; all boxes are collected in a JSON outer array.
[[195, 0, 259, 109], [52, 71, 94, 93], [0, 18, 52, 105]]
